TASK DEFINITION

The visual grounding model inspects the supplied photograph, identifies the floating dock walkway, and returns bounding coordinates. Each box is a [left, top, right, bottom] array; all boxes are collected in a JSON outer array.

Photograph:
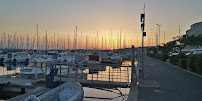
[[34, 77, 130, 88]]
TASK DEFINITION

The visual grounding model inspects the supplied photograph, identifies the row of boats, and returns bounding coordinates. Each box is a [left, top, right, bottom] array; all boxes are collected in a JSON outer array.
[[0, 50, 127, 64], [1, 50, 129, 80]]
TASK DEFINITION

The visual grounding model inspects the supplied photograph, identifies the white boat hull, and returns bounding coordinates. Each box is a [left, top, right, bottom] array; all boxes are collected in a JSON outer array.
[[26, 82, 84, 101]]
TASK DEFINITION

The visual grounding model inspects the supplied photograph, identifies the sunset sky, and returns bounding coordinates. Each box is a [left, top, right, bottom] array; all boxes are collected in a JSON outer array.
[[0, 0, 202, 49]]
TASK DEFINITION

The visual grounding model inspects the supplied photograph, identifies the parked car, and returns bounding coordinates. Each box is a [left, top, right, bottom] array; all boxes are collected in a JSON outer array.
[[191, 50, 202, 54], [168, 52, 179, 56]]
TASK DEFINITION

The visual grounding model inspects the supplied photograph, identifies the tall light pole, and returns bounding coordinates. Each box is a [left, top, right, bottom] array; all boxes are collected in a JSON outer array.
[[156, 24, 161, 46], [140, 4, 146, 78]]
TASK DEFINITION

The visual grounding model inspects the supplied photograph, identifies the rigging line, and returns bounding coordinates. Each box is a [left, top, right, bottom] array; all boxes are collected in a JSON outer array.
[[84, 95, 122, 100], [116, 88, 126, 99], [85, 88, 95, 97]]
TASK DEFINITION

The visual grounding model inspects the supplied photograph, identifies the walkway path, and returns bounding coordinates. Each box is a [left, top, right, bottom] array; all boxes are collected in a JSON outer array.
[[138, 56, 202, 101]]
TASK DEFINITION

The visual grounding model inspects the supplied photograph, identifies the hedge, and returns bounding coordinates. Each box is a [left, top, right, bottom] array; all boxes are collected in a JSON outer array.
[[147, 53, 169, 62], [187, 54, 198, 73], [148, 52, 202, 75], [178, 59, 187, 69], [169, 55, 176, 65], [172, 53, 187, 65], [196, 54, 202, 75]]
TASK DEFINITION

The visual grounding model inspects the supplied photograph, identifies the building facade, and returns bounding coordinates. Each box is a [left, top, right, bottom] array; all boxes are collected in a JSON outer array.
[[186, 22, 202, 37]]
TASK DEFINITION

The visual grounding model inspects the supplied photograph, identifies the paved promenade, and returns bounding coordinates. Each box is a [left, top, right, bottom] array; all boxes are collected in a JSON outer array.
[[138, 56, 202, 101]]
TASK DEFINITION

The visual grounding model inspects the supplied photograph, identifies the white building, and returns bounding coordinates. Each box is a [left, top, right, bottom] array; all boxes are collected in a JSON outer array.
[[186, 22, 202, 37]]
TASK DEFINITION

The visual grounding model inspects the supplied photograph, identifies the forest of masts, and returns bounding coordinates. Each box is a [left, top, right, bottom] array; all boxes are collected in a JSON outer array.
[[0, 25, 153, 51]]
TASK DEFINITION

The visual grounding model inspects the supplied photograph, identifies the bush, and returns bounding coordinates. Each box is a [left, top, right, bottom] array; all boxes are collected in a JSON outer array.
[[187, 54, 198, 73], [173, 53, 187, 65], [178, 59, 187, 69], [147, 53, 170, 62], [147, 53, 154, 57], [169, 55, 176, 65], [154, 53, 159, 59], [196, 54, 202, 75], [160, 54, 169, 62]]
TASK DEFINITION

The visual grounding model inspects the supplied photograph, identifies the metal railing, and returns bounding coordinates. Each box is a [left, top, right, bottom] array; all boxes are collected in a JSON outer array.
[[39, 62, 132, 87]]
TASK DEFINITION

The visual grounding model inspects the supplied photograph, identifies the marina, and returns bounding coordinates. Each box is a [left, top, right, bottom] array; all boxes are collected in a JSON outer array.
[[1, 0, 202, 100], [0, 49, 137, 101]]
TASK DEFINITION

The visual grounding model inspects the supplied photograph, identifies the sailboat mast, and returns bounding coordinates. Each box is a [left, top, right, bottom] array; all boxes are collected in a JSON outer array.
[[97, 30, 98, 50], [102, 36, 103, 50], [8, 34, 9, 50], [46, 29, 47, 51], [37, 25, 38, 50], [86, 36, 88, 50], [120, 28, 121, 49], [105, 37, 106, 50], [27, 34, 29, 50], [68, 33, 69, 50]]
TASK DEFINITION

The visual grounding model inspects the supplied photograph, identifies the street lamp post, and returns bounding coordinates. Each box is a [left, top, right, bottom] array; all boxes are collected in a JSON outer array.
[[140, 4, 146, 78], [157, 24, 161, 46]]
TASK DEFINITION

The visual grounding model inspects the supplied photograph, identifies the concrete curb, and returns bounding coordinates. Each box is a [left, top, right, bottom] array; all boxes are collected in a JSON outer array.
[[127, 85, 138, 101], [147, 56, 202, 78]]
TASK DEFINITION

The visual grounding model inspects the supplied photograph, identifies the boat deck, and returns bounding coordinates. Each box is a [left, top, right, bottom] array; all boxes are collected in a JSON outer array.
[[0, 76, 32, 86], [7, 87, 50, 101]]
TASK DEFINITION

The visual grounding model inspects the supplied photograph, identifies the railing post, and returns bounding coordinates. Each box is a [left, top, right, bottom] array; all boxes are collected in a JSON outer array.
[[109, 66, 110, 84], [120, 67, 122, 82], [127, 66, 129, 83], [117, 68, 118, 82], [68, 65, 69, 78], [82, 64, 84, 79], [60, 64, 61, 84], [91, 64, 93, 83], [45, 63, 47, 75], [97, 65, 98, 80], [75, 64, 78, 82], [139, 49, 143, 78], [131, 45, 137, 86]]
